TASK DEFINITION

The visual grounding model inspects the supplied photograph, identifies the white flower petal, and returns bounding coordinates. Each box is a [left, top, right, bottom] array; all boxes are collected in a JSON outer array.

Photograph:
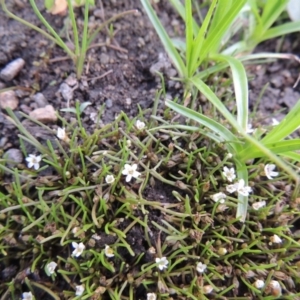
[[155, 257, 168, 270], [22, 292, 33, 300], [264, 164, 279, 180], [196, 262, 207, 273], [75, 284, 85, 296], [252, 201, 266, 210]]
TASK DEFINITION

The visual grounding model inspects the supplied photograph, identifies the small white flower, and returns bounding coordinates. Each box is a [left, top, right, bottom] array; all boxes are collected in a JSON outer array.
[[196, 262, 207, 273], [226, 183, 238, 193], [25, 154, 42, 170], [122, 164, 141, 182], [246, 124, 254, 133], [271, 118, 279, 126], [56, 127, 69, 142], [253, 279, 265, 289], [105, 174, 115, 184], [264, 164, 279, 180], [226, 153, 233, 159], [22, 292, 33, 300], [252, 201, 266, 210], [270, 234, 282, 244], [210, 192, 226, 203], [75, 284, 85, 296], [226, 179, 252, 195], [126, 139, 132, 147], [222, 166, 236, 182], [155, 256, 169, 271], [104, 245, 114, 258], [72, 242, 85, 257], [46, 261, 57, 275], [135, 120, 146, 130], [147, 293, 157, 300]]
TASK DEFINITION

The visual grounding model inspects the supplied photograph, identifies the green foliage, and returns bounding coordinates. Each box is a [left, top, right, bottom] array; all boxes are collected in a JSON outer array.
[[0, 0, 135, 79], [142, 0, 300, 220]]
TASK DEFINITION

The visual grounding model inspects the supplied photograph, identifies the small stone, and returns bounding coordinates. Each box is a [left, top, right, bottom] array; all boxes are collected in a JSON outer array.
[[59, 83, 74, 102], [93, 9, 103, 18], [0, 58, 25, 82], [29, 105, 57, 123], [0, 90, 19, 110], [0, 137, 8, 148], [32, 93, 48, 108], [105, 98, 113, 108], [4, 148, 23, 167], [100, 53, 110, 65]]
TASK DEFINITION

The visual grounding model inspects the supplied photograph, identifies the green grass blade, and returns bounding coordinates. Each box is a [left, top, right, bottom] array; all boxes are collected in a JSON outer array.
[[239, 140, 300, 160], [188, 0, 218, 76], [197, 0, 247, 68], [260, 0, 288, 32], [189, 77, 240, 130], [169, 0, 199, 35], [235, 161, 248, 222], [140, 0, 186, 77], [261, 100, 300, 144], [260, 21, 300, 42], [165, 100, 241, 154], [211, 54, 248, 130]]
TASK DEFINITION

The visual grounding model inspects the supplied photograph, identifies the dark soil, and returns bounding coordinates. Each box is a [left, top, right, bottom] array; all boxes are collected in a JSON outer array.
[[1, 0, 300, 299]]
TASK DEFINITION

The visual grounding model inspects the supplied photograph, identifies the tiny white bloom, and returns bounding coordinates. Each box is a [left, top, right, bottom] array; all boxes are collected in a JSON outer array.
[[196, 262, 207, 273], [252, 201, 266, 210], [72, 227, 80, 235], [135, 120, 146, 130], [46, 261, 57, 275], [56, 127, 69, 141], [253, 279, 265, 289], [222, 166, 236, 182], [236, 179, 252, 196], [25, 154, 42, 170], [75, 284, 85, 296], [264, 164, 279, 180], [270, 234, 282, 244], [246, 124, 254, 133], [155, 256, 169, 270], [226, 183, 238, 194], [22, 292, 33, 300], [104, 245, 114, 258], [226, 153, 233, 159], [210, 192, 226, 203], [105, 174, 115, 184], [126, 139, 132, 147], [271, 118, 279, 126], [122, 164, 141, 182], [147, 293, 157, 300], [72, 242, 85, 257]]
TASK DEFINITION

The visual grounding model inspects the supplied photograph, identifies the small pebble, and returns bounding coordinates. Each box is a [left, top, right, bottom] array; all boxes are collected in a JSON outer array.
[[4, 148, 23, 167], [100, 53, 110, 65], [105, 99, 113, 108], [29, 105, 57, 123], [0, 58, 25, 82], [0, 90, 19, 110], [32, 93, 48, 108]]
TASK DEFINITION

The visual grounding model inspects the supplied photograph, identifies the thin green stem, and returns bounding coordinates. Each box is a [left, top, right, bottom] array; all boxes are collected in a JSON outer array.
[[28, 0, 75, 59]]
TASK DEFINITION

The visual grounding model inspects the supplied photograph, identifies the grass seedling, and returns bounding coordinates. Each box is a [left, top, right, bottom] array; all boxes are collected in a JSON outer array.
[[0, 0, 137, 78]]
